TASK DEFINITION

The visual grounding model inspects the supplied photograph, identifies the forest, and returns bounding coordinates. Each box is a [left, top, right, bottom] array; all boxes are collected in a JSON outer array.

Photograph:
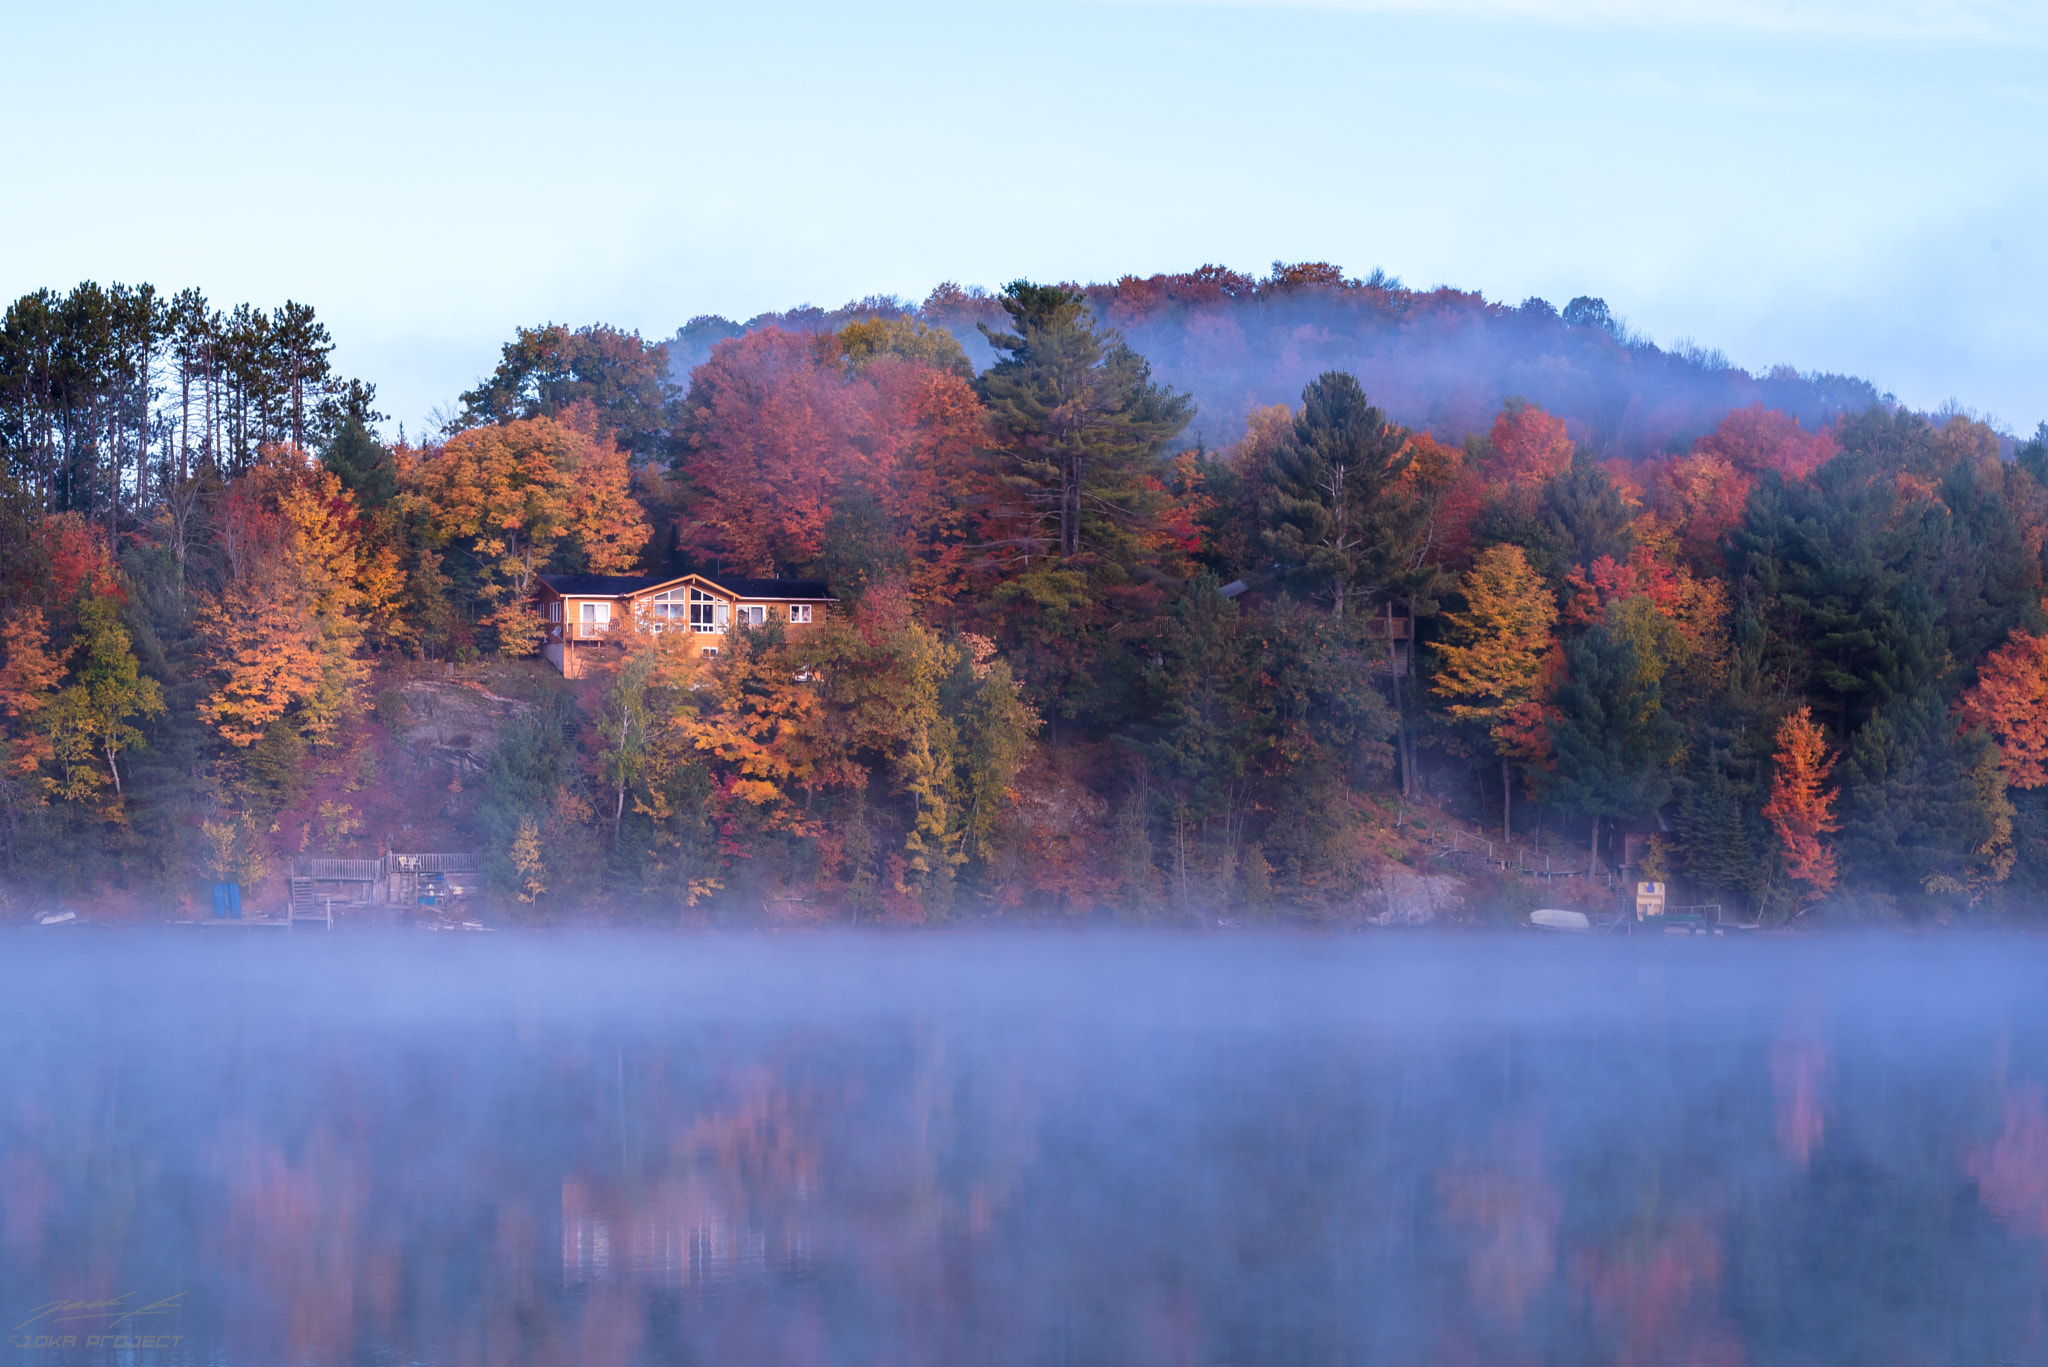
[[3, 263, 2046, 924]]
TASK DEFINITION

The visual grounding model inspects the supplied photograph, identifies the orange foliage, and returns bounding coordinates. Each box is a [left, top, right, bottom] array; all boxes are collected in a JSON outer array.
[[1561, 548, 1717, 629], [197, 563, 327, 748], [1694, 403, 1835, 480], [1481, 401, 1572, 487], [1656, 451, 1753, 566], [1769, 1019, 1829, 1168], [0, 609, 66, 777], [1761, 706, 1840, 902], [402, 410, 646, 653], [1956, 624, 2048, 788], [197, 446, 386, 747]]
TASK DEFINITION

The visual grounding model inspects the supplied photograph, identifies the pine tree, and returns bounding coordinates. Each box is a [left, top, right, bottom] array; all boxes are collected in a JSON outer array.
[[977, 282, 1192, 572], [1837, 690, 1988, 911], [1262, 371, 1413, 618], [1678, 761, 1755, 904], [1536, 624, 1680, 874]]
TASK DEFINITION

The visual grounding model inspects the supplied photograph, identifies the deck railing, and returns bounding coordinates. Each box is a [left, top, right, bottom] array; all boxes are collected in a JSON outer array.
[[290, 857, 383, 881]]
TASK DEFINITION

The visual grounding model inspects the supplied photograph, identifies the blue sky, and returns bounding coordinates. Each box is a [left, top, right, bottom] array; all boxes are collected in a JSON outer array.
[[5, 0, 2041, 438]]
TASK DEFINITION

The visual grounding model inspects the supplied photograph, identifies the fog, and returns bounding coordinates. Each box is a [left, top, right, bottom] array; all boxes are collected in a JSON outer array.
[[674, 274, 1891, 460], [6, 932, 2047, 1364]]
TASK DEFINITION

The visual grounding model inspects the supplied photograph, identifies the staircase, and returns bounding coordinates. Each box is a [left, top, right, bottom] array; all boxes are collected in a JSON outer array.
[[287, 878, 334, 930]]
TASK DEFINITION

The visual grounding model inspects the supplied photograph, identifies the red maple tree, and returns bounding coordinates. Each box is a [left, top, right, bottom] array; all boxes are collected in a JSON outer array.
[[1481, 400, 1573, 487]]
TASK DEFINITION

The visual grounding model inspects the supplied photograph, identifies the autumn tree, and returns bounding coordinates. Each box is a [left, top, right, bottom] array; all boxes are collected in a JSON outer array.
[[678, 325, 983, 594], [401, 408, 647, 652], [197, 448, 389, 752], [0, 609, 65, 780], [42, 593, 163, 809], [1957, 626, 2048, 788], [1481, 399, 1573, 488], [1696, 403, 1836, 482], [1761, 706, 1840, 905], [1433, 543, 1557, 840]]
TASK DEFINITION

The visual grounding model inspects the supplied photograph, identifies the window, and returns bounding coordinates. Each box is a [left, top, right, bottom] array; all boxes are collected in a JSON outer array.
[[647, 589, 685, 625], [547, 601, 561, 622], [580, 602, 610, 623], [700, 646, 719, 659], [689, 588, 727, 633], [736, 604, 766, 626], [789, 604, 812, 624]]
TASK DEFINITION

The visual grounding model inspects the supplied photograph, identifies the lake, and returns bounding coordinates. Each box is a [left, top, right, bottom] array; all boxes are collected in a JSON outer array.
[[3, 931, 2045, 1365]]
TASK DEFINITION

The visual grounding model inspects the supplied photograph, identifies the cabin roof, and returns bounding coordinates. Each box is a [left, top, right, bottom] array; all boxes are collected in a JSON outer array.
[[701, 575, 835, 601], [535, 573, 667, 597], [534, 572, 836, 601]]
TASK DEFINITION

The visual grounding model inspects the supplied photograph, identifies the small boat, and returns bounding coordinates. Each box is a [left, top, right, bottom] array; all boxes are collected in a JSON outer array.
[[1530, 908, 1590, 933]]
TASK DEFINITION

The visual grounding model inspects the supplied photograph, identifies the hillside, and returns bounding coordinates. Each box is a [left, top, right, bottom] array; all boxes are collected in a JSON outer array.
[[4, 270, 2047, 927]]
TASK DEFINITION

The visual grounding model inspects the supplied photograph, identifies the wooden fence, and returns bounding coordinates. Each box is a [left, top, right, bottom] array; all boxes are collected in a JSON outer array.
[[288, 852, 479, 905]]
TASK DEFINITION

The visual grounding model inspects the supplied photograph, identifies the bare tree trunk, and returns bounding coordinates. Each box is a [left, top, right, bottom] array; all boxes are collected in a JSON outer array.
[[1501, 755, 1512, 843], [1588, 813, 1600, 878]]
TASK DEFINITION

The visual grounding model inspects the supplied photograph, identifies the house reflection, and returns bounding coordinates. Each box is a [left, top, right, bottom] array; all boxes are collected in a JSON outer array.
[[560, 1174, 809, 1289]]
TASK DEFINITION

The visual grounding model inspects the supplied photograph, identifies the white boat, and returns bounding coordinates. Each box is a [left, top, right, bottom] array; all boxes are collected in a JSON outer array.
[[1530, 908, 1591, 933]]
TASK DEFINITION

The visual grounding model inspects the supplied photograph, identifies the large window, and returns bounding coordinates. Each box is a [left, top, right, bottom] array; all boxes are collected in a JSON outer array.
[[689, 588, 727, 633], [646, 589, 685, 627], [789, 604, 812, 624], [736, 605, 767, 627]]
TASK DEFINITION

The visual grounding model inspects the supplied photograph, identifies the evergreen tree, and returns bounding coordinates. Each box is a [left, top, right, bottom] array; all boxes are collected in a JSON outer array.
[[1262, 371, 1413, 618], [457, 322, 682, 461], [1734, 458, 1947, 732], [1536, 623, 1680, 874], [1540, 449, 1634, 570], [977, 282, 1192, 573], [1678, 759, 1755, 905], [318, 379, 395, 506], [1836, 689, 1990, 913]]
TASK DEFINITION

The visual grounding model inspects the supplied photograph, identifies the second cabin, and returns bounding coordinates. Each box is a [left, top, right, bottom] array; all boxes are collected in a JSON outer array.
[[532, 572, 835, 675]]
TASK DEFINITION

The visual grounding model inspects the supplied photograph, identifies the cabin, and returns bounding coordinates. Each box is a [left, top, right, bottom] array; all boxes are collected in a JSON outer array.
[[532, 572, 836, 675]]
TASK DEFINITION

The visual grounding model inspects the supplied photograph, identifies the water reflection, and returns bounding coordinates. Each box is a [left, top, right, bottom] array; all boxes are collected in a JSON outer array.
[[3, 934, 2048, 1365]]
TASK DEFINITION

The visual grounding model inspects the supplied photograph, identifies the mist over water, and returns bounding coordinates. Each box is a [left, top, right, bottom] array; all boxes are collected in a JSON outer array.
[[6, 933, 2047, 1366]]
